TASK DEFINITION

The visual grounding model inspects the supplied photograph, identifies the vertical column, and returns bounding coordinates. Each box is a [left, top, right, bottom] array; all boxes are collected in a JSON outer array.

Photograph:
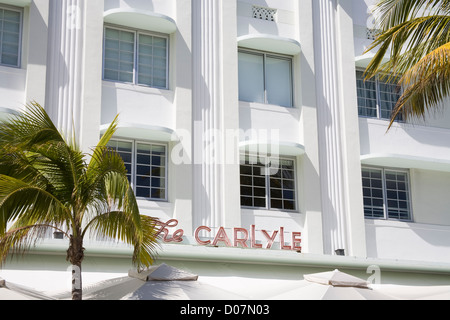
[[45, 0, 84, 141], [312, 0, 348, 255], [78, 1, 104, 152], [45, 0, 103, 151], [335, 0, 367, 257], [191, 0, 240, 234], [296, 0, 324, 255], [25, 0, 49, 105], [172, 0, 193, 235], [192, 0, 223, 232]]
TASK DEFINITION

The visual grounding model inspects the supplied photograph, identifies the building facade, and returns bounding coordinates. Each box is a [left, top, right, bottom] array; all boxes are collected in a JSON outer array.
[[1, 0, 450, 294]]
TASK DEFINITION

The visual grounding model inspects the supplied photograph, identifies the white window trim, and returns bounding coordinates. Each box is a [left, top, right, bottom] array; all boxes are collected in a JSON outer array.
[[356, 69, 403, 121], [362, 166, 413, 222], [109, 137, 169, 202], [238, 48, 294, 108], [0, 4, 23, 69], [240, 154, 298, 212], [102, 24, 170, 90]]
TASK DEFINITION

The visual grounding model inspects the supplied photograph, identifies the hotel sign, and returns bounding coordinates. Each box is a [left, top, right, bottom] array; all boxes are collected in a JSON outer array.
[[155, 219, 302, 252]]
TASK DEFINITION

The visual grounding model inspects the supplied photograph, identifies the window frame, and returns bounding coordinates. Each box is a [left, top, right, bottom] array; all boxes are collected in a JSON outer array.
[[102, 24, 170, 90], [356, 69, 403, 121], [238, 48, 294, 108], [240, 154, 298, 212], [107, 138, 169, 202], [0, 4, 23, 68], [361, 166, 413, 222]]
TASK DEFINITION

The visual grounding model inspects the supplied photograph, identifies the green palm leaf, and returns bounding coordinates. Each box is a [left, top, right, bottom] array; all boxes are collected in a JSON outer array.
[[364, 0, 450, 126], [389, 43, 450, 127], [0, 103, 159, 299]]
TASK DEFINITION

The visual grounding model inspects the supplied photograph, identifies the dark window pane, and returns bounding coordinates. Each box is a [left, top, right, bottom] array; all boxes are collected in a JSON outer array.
[[253, 198, 266, 208], [136, 176, 150, 187], [284, 200, 295, 210], [271, 189, 282, 199], [137, 154, 151, 164], [241, 196, 253, 207], [240, 175, 252, 186], [151, 188, 165, 199], [241, 186, 252, 196], [254, 187, 266, 197], [270, 199, 282, 209], [136, 187, 150, 198]]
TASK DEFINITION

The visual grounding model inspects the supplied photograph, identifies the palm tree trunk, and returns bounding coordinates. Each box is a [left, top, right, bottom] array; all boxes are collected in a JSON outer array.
[[67, 235, 85, 300], [71, 264, 82, 300]]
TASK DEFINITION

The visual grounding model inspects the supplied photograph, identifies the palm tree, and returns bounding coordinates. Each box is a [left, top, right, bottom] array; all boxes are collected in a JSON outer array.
[[0, 102, 159, 300], [364, 0, 450, 129]]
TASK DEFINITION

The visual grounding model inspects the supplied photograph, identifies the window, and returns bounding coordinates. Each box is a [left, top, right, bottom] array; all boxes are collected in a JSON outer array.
[[240, 155, 297, 211], [103, 26, 168, 89], [107, 139, 167, 200], [238, 49, 293, 107], [362, 167, 411, 221], [356, 71, 402, 120], [0, 6, 22, 67]]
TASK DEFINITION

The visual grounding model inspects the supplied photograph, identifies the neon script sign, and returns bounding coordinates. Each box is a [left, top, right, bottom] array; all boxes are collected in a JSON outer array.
[[155, 219, 302, 252]]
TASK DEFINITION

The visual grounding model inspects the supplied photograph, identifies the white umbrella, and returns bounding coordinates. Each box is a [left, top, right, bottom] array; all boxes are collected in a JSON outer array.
[[83, 263, 248, 300], [370, 284, 450, 300], [0, 277, 56, 300], [270, 269, 397, 300]]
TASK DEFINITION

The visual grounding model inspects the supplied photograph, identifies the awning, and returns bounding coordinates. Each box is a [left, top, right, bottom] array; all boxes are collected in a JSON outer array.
[[0, 277, 56, 300], [104, 9, 177, 34], [238, 34, 301, 55]]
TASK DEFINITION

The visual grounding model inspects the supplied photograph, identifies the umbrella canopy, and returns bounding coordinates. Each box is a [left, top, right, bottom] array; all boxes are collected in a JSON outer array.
[[0, 277, 56, 300], [271, 269, 396, 300], [371, 284, 450, 300], [83, 264, 248, 300], [304, 269, 369, 288]]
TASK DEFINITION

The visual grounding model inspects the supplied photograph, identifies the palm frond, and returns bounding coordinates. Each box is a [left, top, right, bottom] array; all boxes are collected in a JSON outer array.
[[0, 175, 71, 234], [0, 224, 66, 267], [0, 102, 64, 149], [0, 103, 87, 204], [88, 115, 119, 173], [389, 42, 450, 128], [80, 147, 131, 220], [132, 215, 160, 270], [365, 14, 450, 79], [364, 0, 450, 127], [371, 0, 450, 31], [0, 146, 50, 189], [0, 101, 160, 288], [85, 211, 159, 270], [80, 143, 160, 270]]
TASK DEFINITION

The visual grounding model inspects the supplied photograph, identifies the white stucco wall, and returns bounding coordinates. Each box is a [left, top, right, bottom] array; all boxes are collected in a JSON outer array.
[[1, 0, 450, 272]]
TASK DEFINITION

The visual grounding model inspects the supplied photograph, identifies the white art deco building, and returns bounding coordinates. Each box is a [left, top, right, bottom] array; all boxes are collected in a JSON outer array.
[[1, 0, 450, 295]]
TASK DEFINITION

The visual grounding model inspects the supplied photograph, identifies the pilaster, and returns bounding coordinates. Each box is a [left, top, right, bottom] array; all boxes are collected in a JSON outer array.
[[25, 0, 49, 105], [45, 0, 84, 141], [191, 0, 240, 233], [312, 0, 348, 255], [312, 0, 366, 257], [45, 0, 103, 151]]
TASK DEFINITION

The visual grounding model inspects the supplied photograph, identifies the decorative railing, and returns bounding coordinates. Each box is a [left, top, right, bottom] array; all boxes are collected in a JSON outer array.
[[252, 5, 277, 22]]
